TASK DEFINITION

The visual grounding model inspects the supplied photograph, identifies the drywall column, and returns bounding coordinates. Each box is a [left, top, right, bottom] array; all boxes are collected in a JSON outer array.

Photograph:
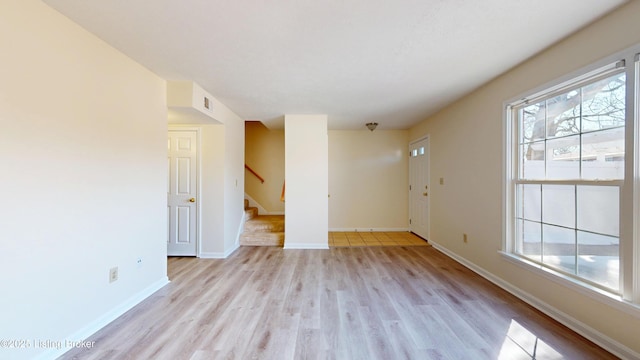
[[284, 115, 329, 248]]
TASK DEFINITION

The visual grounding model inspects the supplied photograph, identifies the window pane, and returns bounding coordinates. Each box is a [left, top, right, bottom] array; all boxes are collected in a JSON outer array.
[[581, 73, 625, 132], [581, 127, 625, 180], [520, 142, 545, 179], [542, 185, 574, 228], [577, 231, 619, 290], [546, 90, 581, 138], [518, 220, 542, 262], [518, 184, 541, 221], [543, 224, 576, 274], [521, 103, 545, 143], [576, 186, 619, 236], [546, 135, 580, 179]]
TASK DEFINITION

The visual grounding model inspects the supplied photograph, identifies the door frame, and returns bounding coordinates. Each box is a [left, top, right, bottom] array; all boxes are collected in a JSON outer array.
[[168, 126, 201, 257], [409, 135, 431, 240]]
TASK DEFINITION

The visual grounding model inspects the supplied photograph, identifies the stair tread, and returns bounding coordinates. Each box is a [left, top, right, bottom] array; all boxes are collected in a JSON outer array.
[[240, 231, 284, 246], [246, 214, 284, 220], [241, 210, 284, 247]]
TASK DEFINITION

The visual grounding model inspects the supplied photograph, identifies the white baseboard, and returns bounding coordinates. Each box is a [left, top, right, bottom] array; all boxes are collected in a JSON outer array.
[[328, 227, 410, 232], [199, 252, 223, 259], [429, 241, 640, 360], [200, 243, 240, 259], [40, 277, 169, 360], [284, 243, 329, 250], [225, 242, 240, 257]]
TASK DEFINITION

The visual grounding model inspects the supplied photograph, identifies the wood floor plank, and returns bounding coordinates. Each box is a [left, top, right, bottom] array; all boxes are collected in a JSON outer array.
[[60, 246, 618, 360]]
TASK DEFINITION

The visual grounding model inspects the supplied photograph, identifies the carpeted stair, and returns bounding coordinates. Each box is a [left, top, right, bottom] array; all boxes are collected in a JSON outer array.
[[240, 199, 284, 246]]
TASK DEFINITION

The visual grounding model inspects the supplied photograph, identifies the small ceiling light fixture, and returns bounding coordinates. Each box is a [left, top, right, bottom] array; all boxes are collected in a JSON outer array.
[[366, 122, 378, 132]]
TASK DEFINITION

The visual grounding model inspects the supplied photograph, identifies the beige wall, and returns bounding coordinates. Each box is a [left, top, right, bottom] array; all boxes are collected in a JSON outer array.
[[409, 1, 640, 357], [246, 126, 410, 229], [329, 130, 409, 230], [0, 1, 168, 359], [245, 121, 285, 213], [285, 115, 329, 248]]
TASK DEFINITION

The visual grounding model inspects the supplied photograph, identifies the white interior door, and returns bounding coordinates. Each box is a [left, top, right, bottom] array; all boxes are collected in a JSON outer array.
[[167, 130, 198, 256], [409, 137, 430, 239]]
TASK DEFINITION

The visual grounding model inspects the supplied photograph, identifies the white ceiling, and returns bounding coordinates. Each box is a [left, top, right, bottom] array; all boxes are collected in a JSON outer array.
[[43, 0, 626, 130]]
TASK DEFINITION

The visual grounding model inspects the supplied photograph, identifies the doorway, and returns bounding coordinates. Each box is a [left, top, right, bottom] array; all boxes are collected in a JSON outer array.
[[409, 137, 430, 240], [167, 130, 198, 256]]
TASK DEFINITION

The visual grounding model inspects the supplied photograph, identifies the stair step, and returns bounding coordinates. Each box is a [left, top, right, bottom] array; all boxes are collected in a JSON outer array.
[[243, 215, 284, 232], [240, 232, 284, 246], [245, 207, 258, 221]]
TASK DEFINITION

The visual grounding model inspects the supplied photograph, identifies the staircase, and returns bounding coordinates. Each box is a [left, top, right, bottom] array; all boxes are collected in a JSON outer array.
[[240, 199, 284, 246]]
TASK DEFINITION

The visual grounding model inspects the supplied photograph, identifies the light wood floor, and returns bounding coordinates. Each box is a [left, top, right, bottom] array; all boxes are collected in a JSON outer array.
[[329, 231, 429, 247], [61, 246, 615, 360]]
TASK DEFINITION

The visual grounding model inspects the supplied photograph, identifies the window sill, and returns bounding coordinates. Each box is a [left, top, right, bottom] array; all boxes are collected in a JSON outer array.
[[499, 251, 640, 320]]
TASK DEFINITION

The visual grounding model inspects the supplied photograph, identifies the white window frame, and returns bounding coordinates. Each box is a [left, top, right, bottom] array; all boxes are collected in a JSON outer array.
[[502, 44, 640, 307]]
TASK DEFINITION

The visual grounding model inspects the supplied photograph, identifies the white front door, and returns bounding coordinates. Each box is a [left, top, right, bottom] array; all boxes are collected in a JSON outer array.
[[409, 137, 430, 240], [167, 130, 198, 256]]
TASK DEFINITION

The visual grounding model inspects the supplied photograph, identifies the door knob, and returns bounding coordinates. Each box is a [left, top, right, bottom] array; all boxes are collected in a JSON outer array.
[[423, 192, 428, 196], [189, 198, 196, 203]]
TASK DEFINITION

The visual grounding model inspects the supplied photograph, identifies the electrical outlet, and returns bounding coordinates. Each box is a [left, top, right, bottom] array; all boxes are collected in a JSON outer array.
[[109, 267, 119, 283], [463, 233, 468, 243]]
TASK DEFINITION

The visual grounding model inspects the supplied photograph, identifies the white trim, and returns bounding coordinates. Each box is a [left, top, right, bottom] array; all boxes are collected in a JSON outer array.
[[198, 252, 227, 259], [430, 241, 640, 360], [284, 243, 329, 249], [200, 243, 240, 259], [43, 277, 169, 360], [504, 43, 640, 106], [200, 246, 235, 259], [328, 227, 410, 232], [499, 252, 640, 319], [509, 61, 624, 108], [634, 55, 640, 303], [502, 99, 514, 254], [503, 43, 640, 303], [409, 134, 430, 145]]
